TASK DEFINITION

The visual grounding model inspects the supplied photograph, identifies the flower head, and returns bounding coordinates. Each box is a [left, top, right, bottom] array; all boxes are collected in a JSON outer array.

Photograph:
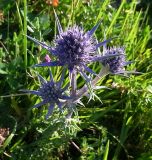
[[53, 25, 97, 71], [102, 47, 128, 74], [21, 70, 70, 118], [26, 12, 113, 81]]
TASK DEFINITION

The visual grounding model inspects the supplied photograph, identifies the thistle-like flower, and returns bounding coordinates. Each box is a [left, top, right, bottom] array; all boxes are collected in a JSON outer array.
[[26, 12, 114, 81], [21, 70, 70, 118], [102, 47, 129, 74]]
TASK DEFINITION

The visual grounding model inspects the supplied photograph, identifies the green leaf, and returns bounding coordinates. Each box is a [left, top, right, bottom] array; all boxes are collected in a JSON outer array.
[[0, 69, 7, 74], [103, 140, 110, 160]]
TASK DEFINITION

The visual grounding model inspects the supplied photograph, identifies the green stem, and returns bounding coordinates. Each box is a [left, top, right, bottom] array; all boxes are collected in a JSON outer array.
[[23, 0, 27, 68], [70, 70, 77, 96]]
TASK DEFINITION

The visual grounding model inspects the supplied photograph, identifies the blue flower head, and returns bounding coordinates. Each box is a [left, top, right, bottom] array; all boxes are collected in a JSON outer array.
[[102, 47, 128, 74], [26, 11, 113, 81], [22, 69, 70, 118], [53, 25, 97, 72]]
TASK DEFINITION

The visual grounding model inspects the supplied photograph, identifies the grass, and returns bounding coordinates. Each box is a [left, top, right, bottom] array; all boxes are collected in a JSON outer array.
[[0, 0, 152, 159], [23, 0, 27, 68]]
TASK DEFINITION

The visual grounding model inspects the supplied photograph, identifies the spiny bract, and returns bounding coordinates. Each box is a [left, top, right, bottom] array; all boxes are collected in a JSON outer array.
[[21, 70, 70, 118]]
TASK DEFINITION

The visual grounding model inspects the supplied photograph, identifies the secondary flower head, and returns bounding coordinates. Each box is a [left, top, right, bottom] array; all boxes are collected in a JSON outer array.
[[21, 69, 70, 118], [102, 47, 128, 74], [26, 11, 114, 81]]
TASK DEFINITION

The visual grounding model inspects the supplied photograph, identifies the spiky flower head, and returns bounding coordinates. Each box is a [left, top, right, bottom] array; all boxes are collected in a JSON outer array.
[[26, 12, 114, 81], [53, 25, 97, 72], [102, 47, 127, 74], [21, 70, 70, 118]]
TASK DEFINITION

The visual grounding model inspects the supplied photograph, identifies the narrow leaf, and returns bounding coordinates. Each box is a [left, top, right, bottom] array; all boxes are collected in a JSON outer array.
[[103, 140, 110, 160]]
